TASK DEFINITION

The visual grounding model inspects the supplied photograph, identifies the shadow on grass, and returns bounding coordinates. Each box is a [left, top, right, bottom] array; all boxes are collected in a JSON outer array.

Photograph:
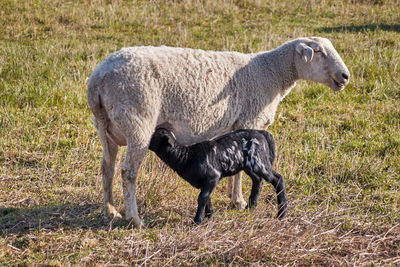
[[318, 23, 400, 33], [0, 202, 110, 236], [0, 202, 192, 237]]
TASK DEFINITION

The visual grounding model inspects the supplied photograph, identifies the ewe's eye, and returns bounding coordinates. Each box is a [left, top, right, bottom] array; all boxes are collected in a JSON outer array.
[[313, 48, 326, 57]]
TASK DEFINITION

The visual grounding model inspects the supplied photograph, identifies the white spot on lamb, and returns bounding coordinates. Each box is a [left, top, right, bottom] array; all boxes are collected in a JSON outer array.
[[226, 147, 235, 155], [250, 138, 260, 145]]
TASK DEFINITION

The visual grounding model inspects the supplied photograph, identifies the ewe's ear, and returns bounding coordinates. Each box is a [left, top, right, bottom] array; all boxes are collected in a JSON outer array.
[[296, 43, 314, 63]]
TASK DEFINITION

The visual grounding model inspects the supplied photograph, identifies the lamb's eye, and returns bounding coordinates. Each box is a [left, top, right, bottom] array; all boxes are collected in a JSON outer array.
[[314, 49, 321, 53]]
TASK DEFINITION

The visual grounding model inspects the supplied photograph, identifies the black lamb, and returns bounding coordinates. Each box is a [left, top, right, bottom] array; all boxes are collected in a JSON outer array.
[[148, 128, 288, 224]]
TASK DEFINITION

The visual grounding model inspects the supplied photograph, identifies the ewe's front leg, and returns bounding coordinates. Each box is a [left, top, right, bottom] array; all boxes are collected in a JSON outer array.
[[230, 172, 247, 209]]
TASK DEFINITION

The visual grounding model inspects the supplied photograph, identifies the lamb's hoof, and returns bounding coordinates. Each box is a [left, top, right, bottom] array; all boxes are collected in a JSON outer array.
[[192, 220, 201, 226], [277, 209, 287, 220], [231, 199, 247, 210], [276, 203, 288, 220], [245, 204, 256, 210]]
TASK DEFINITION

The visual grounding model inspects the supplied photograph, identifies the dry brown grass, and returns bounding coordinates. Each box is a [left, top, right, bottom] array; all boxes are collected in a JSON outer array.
[[1, 152, 399, 265]]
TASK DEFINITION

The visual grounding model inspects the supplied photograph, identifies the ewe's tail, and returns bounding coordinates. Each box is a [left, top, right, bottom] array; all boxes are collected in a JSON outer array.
[[87, 76, 113, 164], [87, 74, 109, 125]]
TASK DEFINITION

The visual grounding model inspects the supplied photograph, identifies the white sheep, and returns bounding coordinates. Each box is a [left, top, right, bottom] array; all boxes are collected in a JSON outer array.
[[87, 37, 350, 228]]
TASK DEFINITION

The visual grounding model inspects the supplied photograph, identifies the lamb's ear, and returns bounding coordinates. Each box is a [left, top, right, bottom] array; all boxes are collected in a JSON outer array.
[[296, 42, 314, 63], [164, 135, 174, 147]]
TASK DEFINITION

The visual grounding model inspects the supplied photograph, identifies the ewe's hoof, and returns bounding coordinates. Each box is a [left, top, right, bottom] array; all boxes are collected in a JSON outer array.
[[111, 212, 123, 220], [231, 199, 247, 210], [105, 206, 123, 220], [126, 217, 144, 229]]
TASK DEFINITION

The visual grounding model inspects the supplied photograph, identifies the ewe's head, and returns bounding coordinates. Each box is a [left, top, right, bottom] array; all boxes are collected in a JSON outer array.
[[294, 37, 350, 91], [149, 128, 176, 152]]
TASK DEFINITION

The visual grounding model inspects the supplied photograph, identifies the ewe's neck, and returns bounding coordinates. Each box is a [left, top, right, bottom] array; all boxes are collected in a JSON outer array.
[[258, 41, 299, 91], [157, 143, 189, 172]]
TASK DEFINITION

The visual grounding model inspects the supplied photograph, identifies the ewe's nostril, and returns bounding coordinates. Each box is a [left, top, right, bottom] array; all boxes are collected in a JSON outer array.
[[342, 73, 349, 80]]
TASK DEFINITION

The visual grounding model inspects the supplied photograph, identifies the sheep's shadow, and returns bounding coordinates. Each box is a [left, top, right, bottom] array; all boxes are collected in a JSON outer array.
[[0, 202, 197, 236], [318, 23, 400, 33], [0, 202, 109, 236]]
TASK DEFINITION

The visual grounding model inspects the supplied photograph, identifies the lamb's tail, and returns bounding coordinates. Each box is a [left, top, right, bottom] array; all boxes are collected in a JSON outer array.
[[261, 131, 276, 165], [87, 76, 113, 164]]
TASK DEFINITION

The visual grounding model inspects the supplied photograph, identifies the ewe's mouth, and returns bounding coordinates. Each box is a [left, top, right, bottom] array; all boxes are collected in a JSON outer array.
[[332, 78, 345, 90]]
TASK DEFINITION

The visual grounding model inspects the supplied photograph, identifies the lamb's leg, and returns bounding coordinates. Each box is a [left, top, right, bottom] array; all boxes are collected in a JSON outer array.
[[194, 190, 210, 224], [256, 168, 287, 219], [231, 172, 247, 209], [245, 172, 263, 209], [226, 177, 233, 198], [205, 198, 213, 218], [271, 170, 288, 219], [194, 181, 217, 224], [98, 123, 121, 219]]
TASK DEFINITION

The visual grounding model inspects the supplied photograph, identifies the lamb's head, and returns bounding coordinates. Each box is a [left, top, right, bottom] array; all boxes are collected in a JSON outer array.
[[149, 128, 176, 152], [294, 37, 350, 91]]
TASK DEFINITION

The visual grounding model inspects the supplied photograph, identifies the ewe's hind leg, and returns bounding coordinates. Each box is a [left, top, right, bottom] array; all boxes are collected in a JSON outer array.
[[121, 143, 147, 228], [231, 172, 247, 209], [101, 139, 121, 219], [113, 111, 157, 228], [97, 121, 121, 219]]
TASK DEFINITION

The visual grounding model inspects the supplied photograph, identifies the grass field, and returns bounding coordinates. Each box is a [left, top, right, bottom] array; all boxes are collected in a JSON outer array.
[[1, 0, 399, 265]]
